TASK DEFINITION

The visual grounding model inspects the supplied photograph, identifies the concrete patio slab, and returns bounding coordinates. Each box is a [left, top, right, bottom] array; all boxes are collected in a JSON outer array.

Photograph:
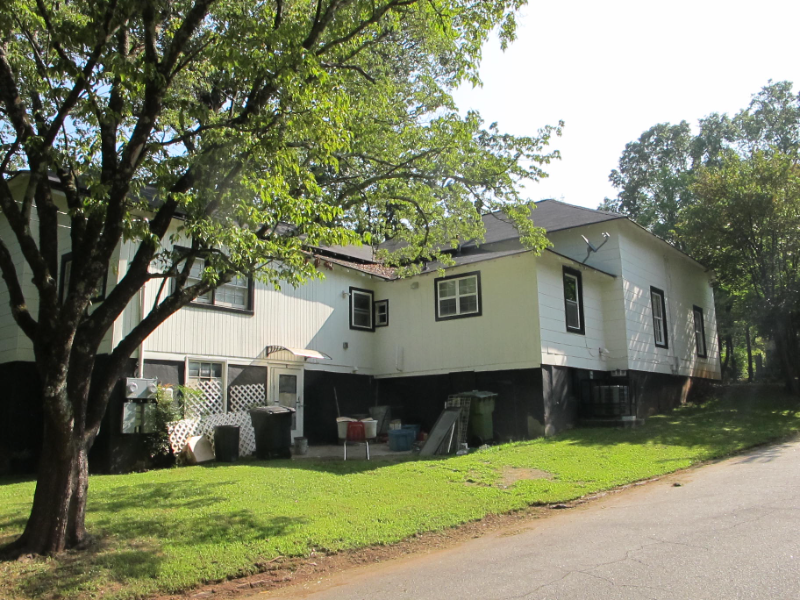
[[291, 442, 415, 461]]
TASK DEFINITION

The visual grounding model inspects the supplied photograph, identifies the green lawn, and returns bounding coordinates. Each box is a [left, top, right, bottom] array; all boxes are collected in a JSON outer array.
[[2, 385, 799, 599]]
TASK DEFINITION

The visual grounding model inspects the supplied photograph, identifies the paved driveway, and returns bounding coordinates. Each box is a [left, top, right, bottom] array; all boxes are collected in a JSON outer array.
[[264, 437, 800, 600]]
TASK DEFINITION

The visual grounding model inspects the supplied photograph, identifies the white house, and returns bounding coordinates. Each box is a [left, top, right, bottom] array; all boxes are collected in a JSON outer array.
[[0, 177, 720, 472]]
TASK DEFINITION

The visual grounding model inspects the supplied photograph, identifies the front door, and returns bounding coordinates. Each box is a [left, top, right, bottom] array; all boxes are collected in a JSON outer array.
[[271, 367, 304, 439]]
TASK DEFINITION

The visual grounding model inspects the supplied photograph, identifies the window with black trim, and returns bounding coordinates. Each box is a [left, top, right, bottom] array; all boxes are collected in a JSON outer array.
[[435, 272, 482, 321], [349, 287, 374, 331], [184, 257, 254, 313], [562, 267, 585, 334], [650, 287, 668, 348], [59, 252, 107, 304], [374, 299, 389, 327], [693, 305, 707, 358]]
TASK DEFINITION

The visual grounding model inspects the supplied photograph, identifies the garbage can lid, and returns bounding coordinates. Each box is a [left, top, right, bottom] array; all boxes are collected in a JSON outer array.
[[448, 390, 497, 399], [250, 405, 296, 414]]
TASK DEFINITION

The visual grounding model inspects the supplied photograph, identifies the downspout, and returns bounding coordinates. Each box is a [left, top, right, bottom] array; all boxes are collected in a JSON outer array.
[[137, 287, 146, 378]]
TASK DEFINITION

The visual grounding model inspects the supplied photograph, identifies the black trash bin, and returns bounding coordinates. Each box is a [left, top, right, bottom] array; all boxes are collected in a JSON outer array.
[[249, 405, 295, 459], [214, 425, 240, 462]]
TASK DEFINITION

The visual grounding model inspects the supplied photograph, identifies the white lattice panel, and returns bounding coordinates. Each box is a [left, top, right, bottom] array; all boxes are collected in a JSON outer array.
[[184, 379, 224, 417], [229, 383, 266, 413], [168, 411, 256, 458]]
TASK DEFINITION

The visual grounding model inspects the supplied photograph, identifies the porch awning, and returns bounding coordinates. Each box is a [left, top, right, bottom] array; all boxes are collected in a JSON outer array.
[[263, 345, 331, 360]]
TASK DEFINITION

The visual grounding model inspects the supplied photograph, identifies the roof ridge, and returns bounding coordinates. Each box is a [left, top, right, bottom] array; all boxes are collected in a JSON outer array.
[[535, 198, 619, 217]]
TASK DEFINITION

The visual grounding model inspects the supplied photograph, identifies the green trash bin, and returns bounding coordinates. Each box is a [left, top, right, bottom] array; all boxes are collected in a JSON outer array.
[[466, 391, 497, 444]]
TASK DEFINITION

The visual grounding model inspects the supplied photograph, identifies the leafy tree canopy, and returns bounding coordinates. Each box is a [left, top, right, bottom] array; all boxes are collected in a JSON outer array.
[[0, 0, 561, 555], [683, 151, 800, 392], [601, 80, 800, 244]]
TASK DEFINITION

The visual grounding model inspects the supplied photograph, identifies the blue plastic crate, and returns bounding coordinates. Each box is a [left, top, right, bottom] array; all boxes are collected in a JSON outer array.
[[402, 424, 421, 439], [388, 428, 415, 451]]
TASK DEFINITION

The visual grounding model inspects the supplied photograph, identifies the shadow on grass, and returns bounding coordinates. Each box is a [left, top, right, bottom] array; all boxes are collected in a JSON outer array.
[[209, 453, 431, 476], [0, 516, 27, 533], [88, 478, 306, 544], [10, 511, 305, 599], [0, 474, 36, 487], [12, 540, 165, 599]]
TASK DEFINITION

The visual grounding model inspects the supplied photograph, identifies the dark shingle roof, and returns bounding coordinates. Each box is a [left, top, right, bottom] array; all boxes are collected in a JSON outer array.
[[379, 199, 624, 254], [476, 199, 624, 245], [312, 243, 376, 263]]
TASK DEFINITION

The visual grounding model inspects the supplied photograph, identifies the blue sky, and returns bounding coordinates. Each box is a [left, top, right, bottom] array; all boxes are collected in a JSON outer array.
[[453, 0, 800, 209]]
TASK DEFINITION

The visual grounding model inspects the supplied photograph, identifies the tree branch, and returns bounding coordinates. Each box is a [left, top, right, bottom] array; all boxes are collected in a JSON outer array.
[[314, 0, 419, 56], [0, 236, 38, 339]]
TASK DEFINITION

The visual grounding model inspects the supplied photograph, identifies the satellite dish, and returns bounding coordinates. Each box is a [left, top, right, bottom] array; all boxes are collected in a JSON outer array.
[[580, 233, 611, 263]]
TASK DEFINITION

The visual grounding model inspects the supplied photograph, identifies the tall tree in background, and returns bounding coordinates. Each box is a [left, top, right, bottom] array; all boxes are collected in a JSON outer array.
[[603, 81, 800, 387], [601, 121, 695, 244], [603, 80, 800, 239], [0, 0, 560, 556], [684, 152, 800, 394], [734, 80, 800, 156]]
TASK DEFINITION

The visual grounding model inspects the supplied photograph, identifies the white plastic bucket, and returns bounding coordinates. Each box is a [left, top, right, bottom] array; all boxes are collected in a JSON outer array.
[[361, 418, 378, 439], [337, 417, 356, 440]]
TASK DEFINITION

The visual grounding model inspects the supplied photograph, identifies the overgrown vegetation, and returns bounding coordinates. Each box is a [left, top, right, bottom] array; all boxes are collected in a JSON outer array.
[[1, 385, 799, 600]]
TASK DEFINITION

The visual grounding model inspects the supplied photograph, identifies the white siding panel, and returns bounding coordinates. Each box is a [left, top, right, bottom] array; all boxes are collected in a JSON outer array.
[[546, 221, 623, 276], [0, 186, 74, 363], [536, 253, 614, 371], [139, 265, 377, 373], [372, 253, 541, 377], [619, 226, 720, 380]]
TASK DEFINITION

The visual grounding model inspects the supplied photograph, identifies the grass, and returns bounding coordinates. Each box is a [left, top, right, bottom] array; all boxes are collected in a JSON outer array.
[[2, 384, 800, 599]]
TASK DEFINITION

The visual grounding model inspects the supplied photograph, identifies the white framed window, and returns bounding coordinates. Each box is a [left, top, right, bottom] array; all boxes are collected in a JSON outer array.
[[184, 258, 253, 312], [651, 287, 668, 348], [186, 260, 213, 304], [435, 272, 481, 321], [185, 359, 225, 416], [563, 267, 584, 334], [214, 273, 249, 308], [693, 306, 707, 358], [374, 299, 389, 327], [349, 287, 374, 331]]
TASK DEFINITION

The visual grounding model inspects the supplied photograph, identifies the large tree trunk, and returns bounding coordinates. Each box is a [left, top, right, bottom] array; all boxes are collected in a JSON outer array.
[[774, 318, 800, 396], [7, 415, 92, 555], [2, 346, 101, 558], [745, 326, 753, 383]]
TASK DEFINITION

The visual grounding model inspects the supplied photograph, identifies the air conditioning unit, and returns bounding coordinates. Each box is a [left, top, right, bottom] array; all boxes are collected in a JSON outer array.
[[597, 385, 628, 404], [593, 385, 631, 418]]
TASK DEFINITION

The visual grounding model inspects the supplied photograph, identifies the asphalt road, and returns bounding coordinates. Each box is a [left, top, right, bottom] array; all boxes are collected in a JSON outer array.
[[263, 437, 800, 600]]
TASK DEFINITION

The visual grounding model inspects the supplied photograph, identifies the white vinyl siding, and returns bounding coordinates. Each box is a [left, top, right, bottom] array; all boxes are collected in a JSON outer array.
[[616, 225, 720, 379], [538, 256, 615, 371]]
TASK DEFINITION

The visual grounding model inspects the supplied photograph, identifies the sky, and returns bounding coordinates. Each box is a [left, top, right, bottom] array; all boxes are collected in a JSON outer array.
[[452, 0, 800, 209]]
